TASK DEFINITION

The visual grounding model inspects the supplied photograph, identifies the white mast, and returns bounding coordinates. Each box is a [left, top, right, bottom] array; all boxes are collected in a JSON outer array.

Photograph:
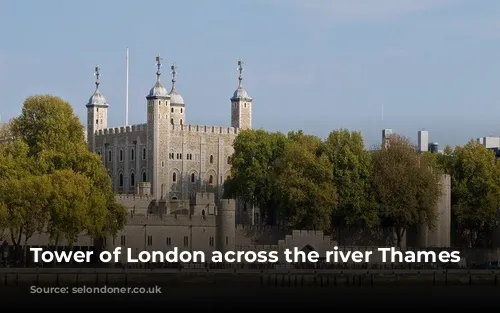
[[126, 47, 129, 126]]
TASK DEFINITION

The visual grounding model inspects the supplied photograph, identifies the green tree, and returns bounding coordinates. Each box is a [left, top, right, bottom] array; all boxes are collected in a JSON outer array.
[[275, 131, 337, 231], [224, 129, 288, 224], [372, 135, 442, 247], [5, 95, 126, 245], [323, 129, 377, 228], [444, 140, 500, 247]]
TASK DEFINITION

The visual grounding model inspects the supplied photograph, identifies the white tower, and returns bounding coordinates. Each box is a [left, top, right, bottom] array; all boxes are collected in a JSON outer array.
[[86, 65, 108, 153], [231, 58, 252, 130]]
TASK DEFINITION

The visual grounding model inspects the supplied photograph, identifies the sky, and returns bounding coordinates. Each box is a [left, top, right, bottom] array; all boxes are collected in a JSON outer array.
[[1, 0, 500, 148]]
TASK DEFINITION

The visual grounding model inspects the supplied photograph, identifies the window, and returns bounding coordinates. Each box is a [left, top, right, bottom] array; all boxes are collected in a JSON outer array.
[[176, 153, 182, 160], [147, 235, 153, 246], [166, 237, 171, 246], [108, 151, 112, 162], [209, 155, 214, 164], [119, 149, 123, 162], [181, 108, 183, 113], [170, 118, 174, 124], [180, 119, 183, 125], [161, 161, 165, 167], [172, 172, 177, 182], [142, 171, 147, 182], [171, 108, 174, 113], [183, 236, 189, 247], [227, 156, 231, 164], [169, 153, 174, 160], [209, 237, 214, 247], [225, 237, 229, 245], [130, 172, 135, 186], [187, 153, 192, 160], [131, 148, 135, 161], [142, 148, 146, 160], [191, 173, 195, 183], [209, 175, 213, 185], [96, 119, 98, 124], [119, 173, 123, 187], [120, 235, 126, 246]]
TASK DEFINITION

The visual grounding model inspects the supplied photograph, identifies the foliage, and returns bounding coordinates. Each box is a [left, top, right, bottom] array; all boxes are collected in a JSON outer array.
[[323, 129, 377, 228], [0, 95, 126, 249], [371, 135, 442, 247], [439, 140, 500, 247], [275, 131, 337, 231]]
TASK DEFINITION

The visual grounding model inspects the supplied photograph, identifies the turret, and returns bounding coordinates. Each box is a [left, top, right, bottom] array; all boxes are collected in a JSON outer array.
[[216, 199, 236, 254], [86, 65, 108, 153], [168, 62, 185, 125], [231, 58, 252, 130], [146, 54, 171, 198]]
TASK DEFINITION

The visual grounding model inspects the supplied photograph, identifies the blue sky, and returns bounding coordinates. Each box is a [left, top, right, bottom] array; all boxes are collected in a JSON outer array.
[[1, 0, 500, 147]]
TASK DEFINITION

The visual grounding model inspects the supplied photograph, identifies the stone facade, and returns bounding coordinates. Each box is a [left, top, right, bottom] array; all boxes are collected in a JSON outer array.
[[86, 57, 252, 203]]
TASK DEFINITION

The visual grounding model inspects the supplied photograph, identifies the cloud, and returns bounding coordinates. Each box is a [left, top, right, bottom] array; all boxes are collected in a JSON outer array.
[[276, 0, 451, 22]]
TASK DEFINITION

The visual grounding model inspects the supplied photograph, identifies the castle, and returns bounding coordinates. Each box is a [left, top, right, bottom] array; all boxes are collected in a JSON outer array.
[[3, 55, 464, 265], [86, 56, 250, 204]]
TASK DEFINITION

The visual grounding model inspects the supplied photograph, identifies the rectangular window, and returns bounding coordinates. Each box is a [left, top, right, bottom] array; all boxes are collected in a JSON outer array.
[[166, 237, 171, 246], [120, 235, 126, 246], [147, 235, 153, 246], [183, 236, 189, 247]]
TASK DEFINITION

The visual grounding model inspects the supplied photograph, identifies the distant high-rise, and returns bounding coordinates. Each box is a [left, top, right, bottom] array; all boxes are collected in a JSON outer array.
[[382, 128, 393, 147], [418, 130, 429, 153], [429, 142, 439, 153]]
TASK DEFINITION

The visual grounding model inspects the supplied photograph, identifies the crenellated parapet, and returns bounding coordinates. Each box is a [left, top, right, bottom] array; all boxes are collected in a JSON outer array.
[[95, 123, 147, 136], [126, 213, 216, 226], [171, 124, 239, 135]]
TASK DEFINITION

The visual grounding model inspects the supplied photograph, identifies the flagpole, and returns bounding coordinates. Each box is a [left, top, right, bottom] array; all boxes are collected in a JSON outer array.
[[126, 47, 129, 126]]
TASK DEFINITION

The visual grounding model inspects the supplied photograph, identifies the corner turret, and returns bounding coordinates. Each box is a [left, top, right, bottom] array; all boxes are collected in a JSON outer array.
[[230, 58, 252, 130], [216, 199, 236, 253]]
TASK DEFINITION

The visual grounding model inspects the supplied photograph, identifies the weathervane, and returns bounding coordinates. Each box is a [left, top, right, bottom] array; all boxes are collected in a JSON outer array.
[[171, 62, 177, 88], [155, 54, 162, 78], [237, 58, 244, 87], [94, 65, 100, 88]]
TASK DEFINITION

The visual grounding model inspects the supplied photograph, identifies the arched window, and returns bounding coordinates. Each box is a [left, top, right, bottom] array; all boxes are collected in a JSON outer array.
[[208, 175, 213, 185], [191, 173, 195, 183], [142, 148, 146, 160], [142, 171, 147, 182], [119, 173, 123, 187], [180, 119, 183, 125], [170, 118, 174, 124], [172, 172, 177, 182], [131, 149, 135, 161], [119, 150, 123, 162], [209, 155, 214, 164], [130, 173, 135, 186], [171, 108, 174, 113]]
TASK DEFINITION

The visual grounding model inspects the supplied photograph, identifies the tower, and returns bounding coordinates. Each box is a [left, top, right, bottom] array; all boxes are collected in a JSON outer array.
[[231, 58, 252, 130], [146, 54, 171, 198], [418, 130, 429, 153], [86, 65, 108, 152], [168, 62, 185, 125]]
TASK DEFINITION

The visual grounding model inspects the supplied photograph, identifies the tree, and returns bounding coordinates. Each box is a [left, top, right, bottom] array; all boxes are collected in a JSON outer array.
[[275, 131, 337, 231], [372, 135, 442, 247], [1, 95, 126, 247], [323, 129, 377, 228], [0, 119, 12, 139], [443, 140, 500, 247], [224, 129, 288, 224]]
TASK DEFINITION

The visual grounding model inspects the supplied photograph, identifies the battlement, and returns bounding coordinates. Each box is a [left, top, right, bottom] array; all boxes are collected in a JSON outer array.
[[291, 230, 326, 237], [116, 194, 155, 202], [126, 213, 216, 226], [194, 192, 215, 205], [219, 199, 236, 211], [236, 224, 288, 232], [171, 124, 239, 135], [95, 124, 147, 136]]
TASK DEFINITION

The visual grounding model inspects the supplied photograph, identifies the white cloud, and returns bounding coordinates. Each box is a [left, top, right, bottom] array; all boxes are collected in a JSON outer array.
[[275, 0, 451, 22]]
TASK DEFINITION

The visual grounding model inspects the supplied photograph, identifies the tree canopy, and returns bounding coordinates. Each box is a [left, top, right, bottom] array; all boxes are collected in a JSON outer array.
[[0, 95, 126, 249]]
